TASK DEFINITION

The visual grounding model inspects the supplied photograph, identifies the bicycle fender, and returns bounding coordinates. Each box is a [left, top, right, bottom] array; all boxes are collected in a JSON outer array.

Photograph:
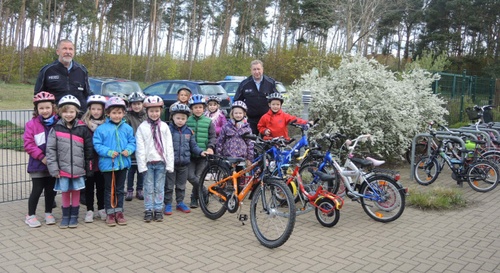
[[288, 180, 298, 197], [314, 195, 344, 210]]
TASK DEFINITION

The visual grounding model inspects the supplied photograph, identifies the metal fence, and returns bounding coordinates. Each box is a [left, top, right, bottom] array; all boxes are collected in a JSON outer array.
[[433, 71, 496, 123], [0, 110, 33, 203]]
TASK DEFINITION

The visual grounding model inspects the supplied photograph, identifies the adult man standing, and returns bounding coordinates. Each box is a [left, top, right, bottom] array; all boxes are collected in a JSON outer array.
[[34, 39, 90, 111], [233, 60, 278, 135]]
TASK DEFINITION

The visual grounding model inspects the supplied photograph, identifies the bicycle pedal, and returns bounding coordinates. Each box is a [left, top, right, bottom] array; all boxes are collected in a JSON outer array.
[[238, 214, 248, 222]]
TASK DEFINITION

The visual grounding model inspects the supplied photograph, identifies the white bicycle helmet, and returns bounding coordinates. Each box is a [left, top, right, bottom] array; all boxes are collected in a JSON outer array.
[[87, 95, 107, 107], [143, 95, 164, 108], [105, 96, 127, 110], [231, 100, 247, 112], [267, 92, 284, 103], [58, 95, 81, 108]]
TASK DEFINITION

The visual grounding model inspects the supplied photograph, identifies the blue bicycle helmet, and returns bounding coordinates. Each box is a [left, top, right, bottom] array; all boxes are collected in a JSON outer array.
[[188, 94, 206, 108], [170, 104, 191, 116]]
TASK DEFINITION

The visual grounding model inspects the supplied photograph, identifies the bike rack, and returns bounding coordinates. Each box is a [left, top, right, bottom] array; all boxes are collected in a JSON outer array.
[[451, 129, 492, 149], [462, 125, 500, 140], [410, 134, 466, 180]]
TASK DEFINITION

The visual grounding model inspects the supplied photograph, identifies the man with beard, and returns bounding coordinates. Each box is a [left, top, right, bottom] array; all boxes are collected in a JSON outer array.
[[35, 39, 90, 112]]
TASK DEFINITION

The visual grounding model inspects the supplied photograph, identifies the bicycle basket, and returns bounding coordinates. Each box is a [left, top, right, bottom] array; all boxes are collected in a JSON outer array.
[[465, 107, 481, 121]]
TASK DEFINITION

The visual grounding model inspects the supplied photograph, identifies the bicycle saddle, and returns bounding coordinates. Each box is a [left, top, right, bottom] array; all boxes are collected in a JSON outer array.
[[226, 157, 246, 165], [314, 171, 336, 182]]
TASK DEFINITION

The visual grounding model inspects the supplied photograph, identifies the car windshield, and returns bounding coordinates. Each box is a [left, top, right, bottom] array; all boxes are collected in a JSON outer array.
[[199, 84, 227, 96], [102, 81, 142, 96], [220, 82, 239, 96]]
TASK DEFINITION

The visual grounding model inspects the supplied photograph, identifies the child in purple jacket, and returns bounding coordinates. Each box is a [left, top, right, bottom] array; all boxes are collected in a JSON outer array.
[[23, 91, 59, 228], [216, 101, 254, 169], [204, 95, 227, 137]]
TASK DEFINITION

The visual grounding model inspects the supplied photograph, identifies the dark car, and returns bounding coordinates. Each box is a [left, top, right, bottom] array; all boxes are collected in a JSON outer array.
[[218, 76, 287, 102], [89, 77, 143, 98], [143, 80, 231, 120]]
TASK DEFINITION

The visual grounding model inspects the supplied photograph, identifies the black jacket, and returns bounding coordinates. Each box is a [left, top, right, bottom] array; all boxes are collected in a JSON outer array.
[[233, 75, 278, 119], [34, 60, 90, 110]]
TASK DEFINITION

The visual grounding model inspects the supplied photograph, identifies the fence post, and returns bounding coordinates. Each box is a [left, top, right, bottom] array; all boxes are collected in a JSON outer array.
[[459, 69, 467, 122]]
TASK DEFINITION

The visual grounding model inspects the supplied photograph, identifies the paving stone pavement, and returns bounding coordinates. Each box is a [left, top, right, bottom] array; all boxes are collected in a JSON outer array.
[[1, 164, 499, 273]]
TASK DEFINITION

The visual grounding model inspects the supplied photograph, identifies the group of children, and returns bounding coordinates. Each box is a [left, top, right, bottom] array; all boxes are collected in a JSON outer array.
[[24, 86, 308, 228]]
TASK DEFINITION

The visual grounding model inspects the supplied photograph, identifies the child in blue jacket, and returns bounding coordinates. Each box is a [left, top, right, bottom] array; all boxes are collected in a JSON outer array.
[[93, 96, 136, 227], [163, 104, 206, 215]]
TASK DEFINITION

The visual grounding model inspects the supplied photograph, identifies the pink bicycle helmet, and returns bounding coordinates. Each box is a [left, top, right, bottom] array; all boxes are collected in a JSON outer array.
[[105, 96, 127, 110], [143, 95, 164, 108], [33, 91, 55, 104]]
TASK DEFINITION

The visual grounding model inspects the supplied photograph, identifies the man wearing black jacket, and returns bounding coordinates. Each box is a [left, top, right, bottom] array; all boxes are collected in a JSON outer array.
[[34, 39, 90, 112], [233, 60, 278, 134]]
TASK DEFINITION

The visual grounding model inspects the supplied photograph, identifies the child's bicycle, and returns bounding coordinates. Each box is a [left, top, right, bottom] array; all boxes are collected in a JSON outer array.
[[301, 133, 407, 223], [413, 125, 500, 192], [262, 136, 344, 227], [198, 140, 296, 249]]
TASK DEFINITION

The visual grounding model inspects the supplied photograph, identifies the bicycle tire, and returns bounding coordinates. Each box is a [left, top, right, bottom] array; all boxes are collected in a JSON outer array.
[[466, 160, 500, 192], [360, 175, 405, 223], [413, 156, 439, 185], [250, 178, 296, 248], [314, 198, 340, 227], [298, 161, 340, 202], [198, 163, 231, 220]]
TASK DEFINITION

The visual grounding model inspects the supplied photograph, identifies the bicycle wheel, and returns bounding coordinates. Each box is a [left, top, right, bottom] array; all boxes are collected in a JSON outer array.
[[466, 160, 499, 192], [298, 161, 340, 201], [250, 178, 296, 248], [314, 198, 340, 227], [413, 156, 439, 185], [198, 164, 231, 220], [360, 175, 405, 223]]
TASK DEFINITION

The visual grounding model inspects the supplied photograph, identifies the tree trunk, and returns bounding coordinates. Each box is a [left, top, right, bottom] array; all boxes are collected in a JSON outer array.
[[219, 0, 235, 56]]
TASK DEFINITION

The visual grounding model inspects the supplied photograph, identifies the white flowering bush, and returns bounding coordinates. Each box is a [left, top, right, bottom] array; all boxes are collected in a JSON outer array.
[[285, 55, 448, 157]]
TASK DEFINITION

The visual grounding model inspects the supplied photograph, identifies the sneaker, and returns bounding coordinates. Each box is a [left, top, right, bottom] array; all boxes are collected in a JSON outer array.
[[84, 210, 94, 223], [106, 214, 116, 227], [176, 202, 191, 213], [154, 211, 163, 222], [97, 209, 107, 221], [190, 197, 198, 208], [164, 204, 172, 215], [144, 210, 153, 222], [45, 213, 56, 225], [115, 212, 127, 225], [136, 190, 144, 200], [25, 215, 41, 228], [125, 190, 134, 201]]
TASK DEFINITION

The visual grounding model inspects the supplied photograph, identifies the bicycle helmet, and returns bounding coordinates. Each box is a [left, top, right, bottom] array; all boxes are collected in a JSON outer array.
[[267, 92, 284, 103], [58, 95, 81, 108], [143, 95, 164, 108], [206, 95, 221, 104], [170, 104, 191, 116], [105, 96, 127, 110], [87, 95, 107, 107], [177, 87, 192, 94], [33, 91, 55, 104], [128, 92, 146, 103], [231, 100, 247, 112], [113, 93, 129, 104], [188, 94, 206, 108]]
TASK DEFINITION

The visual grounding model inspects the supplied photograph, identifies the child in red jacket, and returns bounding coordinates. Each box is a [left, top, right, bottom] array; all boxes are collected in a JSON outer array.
[[257, 93, 312, 140]]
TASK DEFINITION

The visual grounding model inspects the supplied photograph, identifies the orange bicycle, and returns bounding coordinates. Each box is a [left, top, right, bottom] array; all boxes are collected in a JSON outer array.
[[198, 150, 296, 249]]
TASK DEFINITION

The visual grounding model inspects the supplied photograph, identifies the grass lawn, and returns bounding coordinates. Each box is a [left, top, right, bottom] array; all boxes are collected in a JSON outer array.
[[0, 83, 34, 110]]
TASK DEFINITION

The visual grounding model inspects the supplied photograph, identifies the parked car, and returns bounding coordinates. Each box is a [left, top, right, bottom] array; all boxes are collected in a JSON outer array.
[[89, 77, 143, 99], [143, 80, 231, 120], [218, 75, 287, 102]]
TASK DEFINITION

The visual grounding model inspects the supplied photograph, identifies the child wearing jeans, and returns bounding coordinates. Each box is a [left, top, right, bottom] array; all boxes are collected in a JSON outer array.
[[46, 95, 94, 229], [164, 104, 206, 215], [216, 101, 254, 189], [93, 96, 136, 227], [257, 93, 311, 140], [204, 95, 227, 137], [24, 91, 59, 227], [136, 96, 174, 222], [81, 95, 107, 222], [187, 94, 216, 208], [125, 92, 147, 201]]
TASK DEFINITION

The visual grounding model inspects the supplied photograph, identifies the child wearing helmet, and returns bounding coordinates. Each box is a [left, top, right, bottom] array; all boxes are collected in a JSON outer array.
[[204, 95, 227, 137], [164, 104, 207, 215], [257, 93, 311, 140], [23, 91, 59, 228], [216, 101, 254, 169], [93, 96, 136, 227], [46, 95, 94, 229], [124, 92, 147, 201], [167, 87, 192, 121], [81, 94, 107, 222], [186, 94, 216, 208], [135, 95, 174, 222]]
